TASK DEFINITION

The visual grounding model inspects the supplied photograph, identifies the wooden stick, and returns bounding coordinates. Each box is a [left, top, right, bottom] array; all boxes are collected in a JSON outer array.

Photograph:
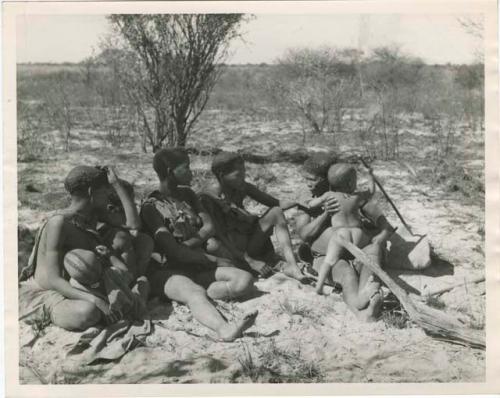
[[336, 236, 485, 349], [360, 157, 415, 235], [423, 276, 485, 297]]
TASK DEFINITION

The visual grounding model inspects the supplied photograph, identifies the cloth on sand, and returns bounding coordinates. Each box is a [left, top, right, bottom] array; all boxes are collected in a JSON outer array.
[[66, 319, 152, 365]]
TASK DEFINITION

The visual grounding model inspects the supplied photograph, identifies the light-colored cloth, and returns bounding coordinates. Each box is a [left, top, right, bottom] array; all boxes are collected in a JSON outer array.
[[66, 319, 152, 365]]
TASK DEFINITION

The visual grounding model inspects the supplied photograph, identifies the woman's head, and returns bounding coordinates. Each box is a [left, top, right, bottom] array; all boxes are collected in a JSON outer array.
[[64, 166, 111, 211], [302, 152, 337, 197], [327, 163, 357, 193], [211, 151, 246, 189], [153, 148, 192, 186]]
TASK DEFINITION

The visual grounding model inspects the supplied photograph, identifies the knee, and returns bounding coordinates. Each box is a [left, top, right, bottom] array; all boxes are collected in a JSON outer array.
[[71, 302, 101, 331], [205, 237, 221, 254], [230, 271, 255, 296], [269, 207, 286, 224], [112, 230, 133, 253]]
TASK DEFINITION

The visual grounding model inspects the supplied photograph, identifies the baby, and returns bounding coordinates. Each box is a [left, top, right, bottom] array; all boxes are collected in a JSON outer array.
[[308, 162, 376, 298]]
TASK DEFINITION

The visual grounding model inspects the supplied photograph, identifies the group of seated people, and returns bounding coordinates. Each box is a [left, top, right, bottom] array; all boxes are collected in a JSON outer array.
[[19, 149, 396, 341]]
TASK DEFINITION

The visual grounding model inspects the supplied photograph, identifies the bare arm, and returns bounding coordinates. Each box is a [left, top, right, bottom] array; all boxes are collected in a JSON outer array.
[[245, 183, 301, 211], [36, 216, 101, 304], [181, 189, 215, 249], [107, 167, 141, 230], [361, 199, 395, 244], [141, 203, 215, 268], [245, 182, 280, 207], [307, 196, 326, 209], [295, 211, 331, 244]]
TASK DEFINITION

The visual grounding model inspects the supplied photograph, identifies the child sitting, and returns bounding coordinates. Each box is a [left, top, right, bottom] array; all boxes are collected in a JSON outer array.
[[309, 162, 379, 306], [96, 167, 153, 317]]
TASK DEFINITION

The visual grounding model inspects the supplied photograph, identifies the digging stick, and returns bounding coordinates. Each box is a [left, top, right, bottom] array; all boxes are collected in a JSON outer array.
[[359, 157, 415, 235], [336, 235, 485, 349], [423, 276, 485, 297]]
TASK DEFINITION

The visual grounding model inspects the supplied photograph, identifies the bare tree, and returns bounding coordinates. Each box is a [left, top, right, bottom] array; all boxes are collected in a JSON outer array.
[[457, 16, 484, 62], [364, 46, 424, 159], [43, 80, 74, 152], [102, 14, 246, 151], [266, 47, 359, 144]]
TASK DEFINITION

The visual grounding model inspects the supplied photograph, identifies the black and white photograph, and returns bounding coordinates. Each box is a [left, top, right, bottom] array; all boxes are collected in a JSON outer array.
[[3, 0, 499, 393]]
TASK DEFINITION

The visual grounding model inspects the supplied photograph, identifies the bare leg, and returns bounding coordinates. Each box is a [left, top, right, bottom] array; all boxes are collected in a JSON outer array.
[[316, 231, 348, 294], [205, 267, 254, 301], [356, 241, 384, 309], [312, 257, 383, 322], [248, 207, 305, 281], [51, 299, 102, 331], [164, 274, 257, 342]]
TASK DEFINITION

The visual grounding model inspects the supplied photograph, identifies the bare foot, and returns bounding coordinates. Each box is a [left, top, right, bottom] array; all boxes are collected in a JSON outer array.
[[315, 283, 324, 295], [356, 276, 381, 310], [355, 291, 383, 322], [218, 310, 258, 342], [281, 262, 310, 283], [246, 257, 274, 278]]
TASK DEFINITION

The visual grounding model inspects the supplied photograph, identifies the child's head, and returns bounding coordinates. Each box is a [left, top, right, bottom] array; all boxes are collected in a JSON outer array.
[[327, 163, 357, 193], [153, 148, 193, 186], [211, 151, 246, 189], [64, 166, 111, 211]]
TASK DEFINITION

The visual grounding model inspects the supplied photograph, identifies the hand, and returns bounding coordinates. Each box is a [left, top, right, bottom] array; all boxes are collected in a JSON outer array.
[[95, 245, 111, 259], [92, 296, 122, 324], [254, 262, 274, 278], [321, 192, 340, 214], [106, 166, 120, 185]]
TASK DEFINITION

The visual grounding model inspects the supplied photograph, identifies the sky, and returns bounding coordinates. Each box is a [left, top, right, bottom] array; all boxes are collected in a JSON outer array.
[[16, 14, 483, 65]]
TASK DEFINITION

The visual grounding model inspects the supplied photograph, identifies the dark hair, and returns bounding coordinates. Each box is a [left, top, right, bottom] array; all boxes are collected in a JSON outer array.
[[303, 152, 337, 197], [211, 151, 244, 178], [64, 166, 109, 196], [153, 148, 189, 180]]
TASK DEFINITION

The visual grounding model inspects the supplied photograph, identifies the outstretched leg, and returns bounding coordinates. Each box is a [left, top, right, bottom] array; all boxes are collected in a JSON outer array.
[[163, 272, 257, 341], [247, 207, 305, 282], [195, 267, 255, 301]]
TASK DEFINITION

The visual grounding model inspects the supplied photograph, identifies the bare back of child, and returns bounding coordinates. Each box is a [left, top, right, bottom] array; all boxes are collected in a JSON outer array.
[[309, 163, 378, 306]]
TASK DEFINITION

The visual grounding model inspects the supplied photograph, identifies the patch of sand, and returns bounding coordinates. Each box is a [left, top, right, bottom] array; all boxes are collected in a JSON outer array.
[[18, 110, 485, 383]]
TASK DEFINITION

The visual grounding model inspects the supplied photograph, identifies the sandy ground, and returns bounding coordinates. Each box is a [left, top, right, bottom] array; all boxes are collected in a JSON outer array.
[[18, 110, 485, 383]]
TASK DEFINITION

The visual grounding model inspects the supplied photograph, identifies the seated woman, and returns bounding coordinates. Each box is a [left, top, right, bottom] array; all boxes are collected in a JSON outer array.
[[295, 155, 396, 322], [140, 148, 257, 342], [200, 151, 307, 282], [19, 166, 140, 330]]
